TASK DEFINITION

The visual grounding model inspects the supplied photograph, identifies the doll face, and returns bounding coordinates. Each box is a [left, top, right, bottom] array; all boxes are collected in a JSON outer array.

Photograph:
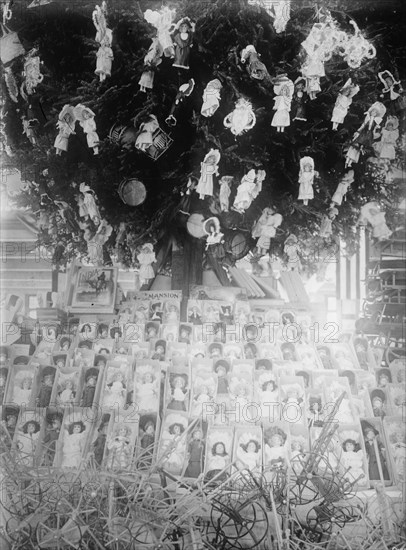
[[281, 85, 290, 96], [370, 108, 379, 118], [345, 441, 355, 452], [179, 23, 189, 33], [265, 381, 275, 391], [97, 360, 106, 368], [52, 419, 61, 430], [113, 373, 124, 383], [56, 359, 65, 368], [65, 380, 73, 390], [379, 374, 389, 387], [87, 376, 97, 386], [144, 373, 153, 383], [200, 386, 209, 396], [148, 328, 157, 338], [216, 366, 226, 377], [303, 164, 312, 172], [395, 431, 405, 443], [237, 387, 247, 397], [145, 424, 155, 435], [180, 329, 188, 338], [193, 430, 202, 440], [61, 343, 69, 351], [173, 424, 181, 435], [287, 388, 299, 399], [22, 378, 31, 389], [311, 401, 320, 412], [27, 422, 37, 434], [247, 441, 257, 453], [156, 345, 164, 355], [385, 76, 394, 87], [270, 434, 283, 447], [214, 442, 225, 455], [292, 441, 302, 451], [372, 397, 383, 408], [44, 375, 54, 386], [365, 429, 375, 441], [174, 377, 185, 389], [7, 415, 17, 427], [73, 424, 82, 434], [118, 427, 128, 437]]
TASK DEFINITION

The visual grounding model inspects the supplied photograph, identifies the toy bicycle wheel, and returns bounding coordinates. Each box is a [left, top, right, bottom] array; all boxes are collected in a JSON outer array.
[[6, 517, 33, 546], [289, 452, 334, 505], [1, 476, 44, 517], [103, 518, 134, 550], [36, 511, 84, 549], [306, 502, 349, 538]]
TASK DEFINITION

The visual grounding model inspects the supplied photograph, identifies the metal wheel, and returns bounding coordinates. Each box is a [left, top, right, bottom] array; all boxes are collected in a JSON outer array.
[[289, 452, 335, 505], [306, 502, 349, 538], [103, 518, 134, 550], [5, 517, 33, 546], [36, 511, 84, 549], [1, 476, 43, 517]]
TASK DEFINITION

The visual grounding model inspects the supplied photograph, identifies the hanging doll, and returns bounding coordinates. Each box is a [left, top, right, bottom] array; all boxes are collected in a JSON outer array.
[[291, 77, 307, 122], [167, 375, 188, 411], [135, 114, 160, 152], [203, 217, 224, 257], [61, 421, 86, 468], [95, 29, 113, 82], [358, 202, 391, 242], [345, 102, 387, 168], [374, 115, 399, 164], [362, 423, 390, 481], [301, 55, 325, 100], [233, 169, 264, 213], [331, 170, 354, 206], [271, 76, 294, 132], [139, 38, 163, 92], [284, 234, 301, 271], [319, 207, 338, 239], [171, 17, 195, 70], [22, 115, 38, 145], [75, 105, 99, 155], [341, 436, 365, 484], [298, 156, 317, 205], [106, 425, 132, 470], [144, 7, 175, 58], [219, 175, 233, 212], [54, 105, 76, 155], [79, 183, 101, 225], [137, 243, 156, 284], [378, 70, 403, 111], [224, 98, 256, 136], [165, 78, 195, 126], [201, 79, 222, 118], [252, 208, 283, 256], [195, 149, 221, 200], [240, 45, 269, 81], [184, 428, 205, 478], [331, 79, 360, 130]]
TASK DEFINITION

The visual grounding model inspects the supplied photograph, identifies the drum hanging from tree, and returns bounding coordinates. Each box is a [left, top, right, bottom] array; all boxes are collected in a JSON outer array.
[[118, 179, 147, 206], [224, 230, 251, 260], [186, 213, 206, 239], [109, 124, 138, 149]]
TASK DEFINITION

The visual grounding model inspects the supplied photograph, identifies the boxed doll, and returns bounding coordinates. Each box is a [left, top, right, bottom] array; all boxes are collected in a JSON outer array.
[[204, 425, 234, 483], [103, 412, 139, 471], [190, 367, 218, 420], [157, 411, 189, 475], [56, 409, 93, 469], [136, 413, 159, 470], [133, 360, 161, 413], [13, 409, 45, 467], [164, 366, 191, 414]]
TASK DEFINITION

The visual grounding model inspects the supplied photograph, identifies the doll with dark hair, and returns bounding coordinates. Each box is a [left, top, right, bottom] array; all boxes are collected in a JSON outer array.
[[16, 419, 41, 465], [308, 396, 324, 427], [205, 441, 229, 482], [61, 421, 86, 468], [81, 368, 99, 407], [42, 415, 62, 466], [256, 358, 273, 371], [97, 324, 109, 339], [36, 367, 55, 407], [371, 389, 387, 418], [139, 420, 156, 468], [362, 422, 390, 481], [184, 428, 205, 478], [93, 415, 110, 467], [59, 337, 72, 352], [244, 343, 257, 359], [237, 438, 261, 470], [296, 370, 310, 388], [152, 340, 166, 361], [179, 325, 192, 344], [167, 375, 188, 411], [281, 342, 297, 361], [214, 360, 229, 394]]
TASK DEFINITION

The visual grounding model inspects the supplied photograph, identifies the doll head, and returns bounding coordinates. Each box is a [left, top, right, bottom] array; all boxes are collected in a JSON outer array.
[[86, 368, 98, 386], [98, 348, 110, 356], [378, 370, 391, 387], [21, 376, 32, 390], [309, 396, 322, 412], [172, 375, 187, 389], [6, 413, 17, 428], [64, 379, 74, 390], [143, 372, 154, 384], [112, 371, 125, 384], [98, 324, 109, 338], [269, 434, 284, 447], [69, 421, 86, 434], [281, 342, 295, 360], [155, 340, 166, 354], [199, 385, 209, 396], [79, 341, 92, 350], [244, 343, 257, 359], [363, 427, 377, 441], [60, 337, 71, 351], [262, 380, 277, 392], [192, 429, 202, 440], [95, 356, 107, 368], [212, 441, 227, 456], [51, 416, 62, 430], [54, 355, 66, 368], [215, 360, 229, 377], [169, 422, 185, 436], [256, 359, 272, 371], [144, 421, 155, 435], [115, 425, 131, 438], [343, 438, 357, 452], [242, 439, 260, 453], [22, 420, 41, 434], [291, 440, 303, 452], [43, 374, 54, 387], [209, 343, 222, 358]]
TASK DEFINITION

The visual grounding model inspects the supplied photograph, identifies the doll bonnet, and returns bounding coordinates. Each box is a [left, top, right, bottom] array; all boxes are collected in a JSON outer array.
[[300, 156, 314, 172], [385, 115, 399, 129], [378, 70, 400, 89], [273, 75, 294, 97]]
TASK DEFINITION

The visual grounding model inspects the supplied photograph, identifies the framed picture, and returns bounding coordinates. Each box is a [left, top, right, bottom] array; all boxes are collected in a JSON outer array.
[[67, 265, 118, 313]]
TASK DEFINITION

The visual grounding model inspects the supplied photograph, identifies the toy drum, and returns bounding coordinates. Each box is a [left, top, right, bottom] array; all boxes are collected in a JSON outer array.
[[118, 179, 147, 206]]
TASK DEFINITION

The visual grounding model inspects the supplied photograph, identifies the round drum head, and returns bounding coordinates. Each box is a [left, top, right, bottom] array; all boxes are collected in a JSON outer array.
[[186, 213, 206, 239], [118, 179, 147, 206]]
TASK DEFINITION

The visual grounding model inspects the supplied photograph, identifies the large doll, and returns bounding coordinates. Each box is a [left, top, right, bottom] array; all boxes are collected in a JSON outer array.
[[271, 76, 294, 133], [341, 437, 365, 484], [233, 169, 265, 213], [95, 29, 113, 82], [298, 156, 317, 205], [195, 149, 221, 200], [171, 17, 195, 70], [137, 243, 156, 284], [184, 428, 205, 478]]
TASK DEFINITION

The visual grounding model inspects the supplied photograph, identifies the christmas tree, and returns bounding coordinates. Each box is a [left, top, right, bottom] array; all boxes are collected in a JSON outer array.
[[1, 0, 405, 278]]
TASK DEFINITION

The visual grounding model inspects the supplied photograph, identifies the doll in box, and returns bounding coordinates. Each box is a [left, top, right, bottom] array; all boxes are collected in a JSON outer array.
[[58, 379, 76, 405], [237, 438, 261, 471], [371, 389, 387, 418], [264, 428, 288, 471], [59, 337, 72, 352], [106, 425, 132, 471], [327, 383, 354, 424], [188, 305, 202, 325], [184, 428, 205, 478], [42, 415, 62, 466], [61, 420, 86, 468], [192, 380, 215, 417], [167, 374, 188, 411], [12, 374, 33, 406], [214, 360, 229, 394], [282, 383, 304, 406], [16, 419, 41, 466], [244, 343, 258, 360], [5, 409, 18, 441], [317, 346, 333, 369], [80, 368, 99, 407], [161, 422, 187, 473], [152, 340, 166, 361], [139, 420, 155, 468], [97, 324, 109, 339], [377, 368, 392, 388], [362, 422, 390, 481], [0, 367, 8, 404], [137, 371, 158, 411], [36, 367, 55, 408], [104, 371, 127, 408], [206, 441, 230, 481], [391, 429, 406, 482], [291, 437, 307, 463], [179, 325, 191, 345], [341, 437, 365, 484], [308, 396, 324, 428], [93, 414, 110, 467]]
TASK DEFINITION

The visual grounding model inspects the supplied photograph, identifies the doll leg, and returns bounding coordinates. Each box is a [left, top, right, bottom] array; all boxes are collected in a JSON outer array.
[[93, 147, 99, 155], [303, 199, 308, 205], [332, 123, 338, 130]]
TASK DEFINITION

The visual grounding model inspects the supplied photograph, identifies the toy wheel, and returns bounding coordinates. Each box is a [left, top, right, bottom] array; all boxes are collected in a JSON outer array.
[[36, 512, 84, 549], [1, 477, 43, 516], [128, 519, 158, 546], [103, 518, 134, 550], [289, 452, 334, 505], [5, 517, 32, 545]]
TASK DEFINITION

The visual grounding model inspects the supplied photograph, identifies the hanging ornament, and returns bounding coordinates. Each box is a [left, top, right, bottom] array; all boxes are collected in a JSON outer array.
[[298, 156, 316, 205], [203, 217, 225, 259], [331, 79, 359, 130], [223, 98, 256, 136], [134, 114, 173, 161], [331, 170, 354, 206], [201, 79, 222, 118], [4, 66, 18, 102], [233, 169, 264, 213], [0, 23, 25, 65], [20, 49, 44, 99], [373, 116, 399, 165], [137, 243, 156, 284], [240, 45, 269, 80], [139, 38, 163, 93], [378, 70, 403, 102], [195, 149, 221, 200], [21, 114, 38, 145], [79, 183, 101, 225], [345, 101, 386, 168], [252, 208, 283, 256], [171, 17, 195, 70], [165, 78, 195, 127], [271, 75, 294, 133], [301, 55, 325, 100], [144, 7, 176, 58], [291, 77, 307, 122], [93, 2, 113, 82], [118, 178, 147, 206], [358, 202, 391, 241], [320, 207, 338, 239], [54, 105, 76, 156], [340, 20, 376, 69], [219, 176, 233, 212], [74, 104, 99, 155]]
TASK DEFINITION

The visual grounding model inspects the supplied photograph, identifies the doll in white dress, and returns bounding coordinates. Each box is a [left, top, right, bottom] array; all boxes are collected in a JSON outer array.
[[161, 422, 187, 474], [201, 79, 222, 117], [104, 372, 127, 408], [61, 421, 86, 468], [301, 55, 325, 100], [58, 379, 76, 405], [271, 77, 294, 132], [264, 431, 289, 471], [137, 243, 156, 283], [16, 419, 41, 466], [237, 439, 261, 471], [259, 379, 278, 420], [331, 170, 354, 206], [192, 384, 214, 417], [331, 79, 359, 130], [374, 116, 399, 164], [252, 209, 283, 256], [106, 425, 132, 470], [137, 372, 158, 411], [139, 38, 162, 92], [95, 29, 113, 82], [168, 375, 188, 411], [135, 115, 160, 152], [358, 202, 391, 242], [233, 169, 257, 213], [284, 234, 301, 271], [195, 149, 221, 199], [79, 183, 101, 225], [12, 376, 33, 406], [341, 438, 365, 484], [54, 105, 76, 155], [219, 176, 233, 212], [298, 156, 317, 205], [77, 106, 99, 155]]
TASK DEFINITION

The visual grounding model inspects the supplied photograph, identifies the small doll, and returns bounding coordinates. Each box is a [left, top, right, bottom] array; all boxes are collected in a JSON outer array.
[[377, 369, 392, 388], [5, 410, 18, 441], [219, 175, 233, 213], [214, 361, 229, 394], [281, 342, 297, 361], [298, 156, 317, 205], [58, 379, 76, 405], [346, 102, 387, 168], [106, 425, 132, 470], [264, 430, 288, 471], [179, 325, 191, 344], [137, 371, 158, 412], [223, 98, 256, 136], [362, 423, 390, 481], [256, 359, 273, 371], [151, 302, 163, 321], [378, 70, 403, 105], [143, 7, 175, 58], [61, 421, 86, 468], [22, 115, 38, 145], [206, 441, 229, 481], [291, 77, 307, 122], [75, 105, 99, 155], [139, 38, 162, 92], [59, 337, 71, 352], [209, 343, 223, 359], [0, 367, 8, 404], [193, 384, 214, 416], [166, 78, 195, 127], [139, 420, 155, 467], [104, 372, 127, 408], [282, 383, 303, 406], [16, 419, 41, 466], [331, 170, 354, 207], [185, 429, 205, 478], [237, 439, 261, 471], [371, 389, 386, 418], [203, 217, 224, 256], [301, 55, 325, 100], [195, 149, 221, 200], [95, 29, 113, 82], [137, 243, 156, 284], [233, 169, 263, 213], [79, 183, 101, 225], [171, 17, 195, 70], [152, 340, 166, 361], [331, 79, 360, 130], [244, 343, 257, 359], [188, 305, 202, 325], [283, 234, 301, 269], [353, 337, 369, 370], [145, 322, 159, 341], [271, 76, 294, 132], [308, 396, 323, 427], [341, 437, 365, 484], [391, 429, 406, 482], [358, 202, 391, 242], [93, 415, 110, 466], [166, 303, 179, 322], [201, 79, 222, 118], [161, 422, 187, 474], [12, 375, 33, 405], [36, 367, 55, 408], [135, 114, 163, 153], [327, 384, 354, 423], [42, 415, 61, 466], [252, 208, 283, 256], [167, 375, 188, 411], [54, 105, 76, 155], [374, 116, 399, 164], [240, 45, 269, 81]]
